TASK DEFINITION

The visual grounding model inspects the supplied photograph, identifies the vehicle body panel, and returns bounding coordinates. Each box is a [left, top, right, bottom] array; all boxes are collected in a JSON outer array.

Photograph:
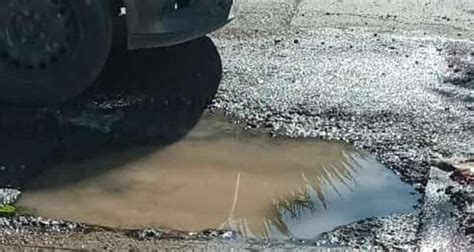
[[122, 0, 236, 49]]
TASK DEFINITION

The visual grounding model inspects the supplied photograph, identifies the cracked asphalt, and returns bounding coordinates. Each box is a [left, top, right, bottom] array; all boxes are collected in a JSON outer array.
[[0, 0, 473, 250], [210, 0, 473, 249]]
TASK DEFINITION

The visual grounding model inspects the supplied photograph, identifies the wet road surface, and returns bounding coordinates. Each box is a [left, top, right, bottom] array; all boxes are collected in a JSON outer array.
[[18, 113, 417, 239], [210, 0, 473, 249], [0, 0, 473, 250]]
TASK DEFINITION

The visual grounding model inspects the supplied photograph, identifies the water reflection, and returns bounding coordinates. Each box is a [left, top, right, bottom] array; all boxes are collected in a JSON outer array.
[[19, 114, 418, 240]]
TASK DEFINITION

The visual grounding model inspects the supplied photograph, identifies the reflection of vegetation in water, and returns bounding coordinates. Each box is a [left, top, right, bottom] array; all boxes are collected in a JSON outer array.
[[276, 189, 315, 219], [221, 146, 361, 239], [18, 113, 370, 239]]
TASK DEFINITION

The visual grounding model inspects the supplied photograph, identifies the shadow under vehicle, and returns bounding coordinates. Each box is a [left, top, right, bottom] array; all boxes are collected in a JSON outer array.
[[0, 36, 223, 188]]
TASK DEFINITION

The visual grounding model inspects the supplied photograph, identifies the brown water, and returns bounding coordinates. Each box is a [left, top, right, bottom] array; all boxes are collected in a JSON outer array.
[[18, 113, 418, 239]]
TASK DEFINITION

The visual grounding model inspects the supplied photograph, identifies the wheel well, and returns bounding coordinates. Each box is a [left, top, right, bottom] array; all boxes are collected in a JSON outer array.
[[112, 0, 125, 11]]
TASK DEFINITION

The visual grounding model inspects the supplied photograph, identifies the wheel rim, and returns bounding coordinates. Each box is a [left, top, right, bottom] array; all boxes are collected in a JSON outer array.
[[0, 0, 80, 71]]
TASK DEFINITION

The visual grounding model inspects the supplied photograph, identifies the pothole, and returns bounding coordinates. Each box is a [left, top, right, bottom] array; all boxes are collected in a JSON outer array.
[[17, 113, 419, 239]]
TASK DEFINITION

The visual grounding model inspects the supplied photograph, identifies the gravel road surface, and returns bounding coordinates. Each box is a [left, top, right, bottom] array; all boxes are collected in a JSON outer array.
[[0, 0, 472, 250]]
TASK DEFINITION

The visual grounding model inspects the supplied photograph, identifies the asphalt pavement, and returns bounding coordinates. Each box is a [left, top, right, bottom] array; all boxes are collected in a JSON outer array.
[[210, 0, 473, 249], [0, 0, 473, 250]]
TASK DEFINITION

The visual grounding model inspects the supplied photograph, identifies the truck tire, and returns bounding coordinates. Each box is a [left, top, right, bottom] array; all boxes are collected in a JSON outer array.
[[0, 0, 113, 104]]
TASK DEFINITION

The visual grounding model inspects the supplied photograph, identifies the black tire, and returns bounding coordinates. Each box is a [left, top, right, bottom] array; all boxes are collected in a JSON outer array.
[[0, 0, 113, 104]]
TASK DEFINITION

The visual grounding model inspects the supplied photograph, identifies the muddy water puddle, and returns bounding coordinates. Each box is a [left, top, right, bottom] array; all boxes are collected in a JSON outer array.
[[18, 113, 418, 239]]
